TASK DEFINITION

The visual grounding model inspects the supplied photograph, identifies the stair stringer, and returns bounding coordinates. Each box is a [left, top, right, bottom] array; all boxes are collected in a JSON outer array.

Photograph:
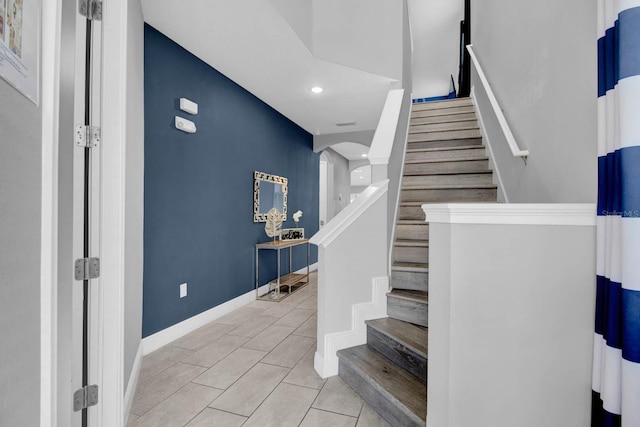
[[470, 86, 509, 203], [314, 276, 389, 378]]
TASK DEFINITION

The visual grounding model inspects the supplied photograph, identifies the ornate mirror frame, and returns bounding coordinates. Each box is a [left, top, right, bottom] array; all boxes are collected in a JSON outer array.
[[253, 171, 288, 223]]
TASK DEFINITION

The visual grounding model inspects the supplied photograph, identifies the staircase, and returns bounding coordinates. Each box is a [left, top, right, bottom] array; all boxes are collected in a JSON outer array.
[[337, 97, 496, 426]]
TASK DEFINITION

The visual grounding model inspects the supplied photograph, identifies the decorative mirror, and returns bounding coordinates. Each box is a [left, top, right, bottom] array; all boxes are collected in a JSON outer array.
[[254, 171, 287, 222]]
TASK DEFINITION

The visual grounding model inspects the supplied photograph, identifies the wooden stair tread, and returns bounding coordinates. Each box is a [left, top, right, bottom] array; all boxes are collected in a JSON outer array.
[[366, 317, 428, 359], [404, 156, 489, 165], [409, 134, 481, 143], [396, 220, 428, 225], [410, 114, 477, 126], [338, 345, 427, 424], [388, 289, 428, 304], [402, 183, 497, 190], [394, 240, 428, 248], [409, 125, 479, 134], [404, 170, 492, 176], [392, 262, 429, 273], [411, 106, 475, 119], [406, 145, 485, 153]]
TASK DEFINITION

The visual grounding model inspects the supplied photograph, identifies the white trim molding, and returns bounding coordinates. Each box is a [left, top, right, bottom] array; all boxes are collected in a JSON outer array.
[[314, 276, 389, 378], [123, 342, 143, 424], [423, 203, 596, 226], [40, 0, 60, 424], [143, 284, 266, 355]]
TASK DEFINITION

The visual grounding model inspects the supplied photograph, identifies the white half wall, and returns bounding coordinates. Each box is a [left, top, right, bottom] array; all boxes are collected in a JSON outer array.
[[311, 181, 389, 377], [424, 203, 596, 427]]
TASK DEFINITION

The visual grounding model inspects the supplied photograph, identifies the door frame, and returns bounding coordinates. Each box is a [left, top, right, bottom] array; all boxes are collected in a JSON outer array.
[[41, 0, 130, 425]]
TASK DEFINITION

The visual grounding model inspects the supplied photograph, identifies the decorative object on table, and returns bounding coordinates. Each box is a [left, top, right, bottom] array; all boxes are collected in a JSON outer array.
[[264, 207, 283, 241], [254, 171, 287, 223], [280, 228, 304, 241], [293, 210, 303, 227]]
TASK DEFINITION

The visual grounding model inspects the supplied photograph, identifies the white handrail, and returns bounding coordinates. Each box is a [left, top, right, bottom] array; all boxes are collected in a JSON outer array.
[[310, 179, 389, 248], [466, 44, 529, 164], [368, 89, 405, 166]]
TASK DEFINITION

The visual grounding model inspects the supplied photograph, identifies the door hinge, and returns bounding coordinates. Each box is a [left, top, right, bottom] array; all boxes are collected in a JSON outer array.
[[75, 125, 101, 148], [75, 257, 100, 281], [79, 0, 102, 20], [73, 385, 99, 412]]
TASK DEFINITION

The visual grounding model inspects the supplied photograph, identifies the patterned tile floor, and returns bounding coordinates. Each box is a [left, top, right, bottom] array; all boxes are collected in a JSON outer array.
[[127, 273, 391, 427]]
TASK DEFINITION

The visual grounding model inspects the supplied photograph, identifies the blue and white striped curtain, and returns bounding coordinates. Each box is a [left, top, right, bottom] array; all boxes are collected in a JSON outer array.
[[593, 1, 640, 426]]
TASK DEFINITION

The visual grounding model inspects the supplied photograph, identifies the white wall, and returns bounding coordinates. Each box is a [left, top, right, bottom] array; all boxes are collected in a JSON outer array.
[[409, 0, 463, 98], [471, 0, 597, 202], [322, 148, 351, 220], [425, 204, 596, 427], [0, 36, 42, 427], [124, 0, 145, 393]]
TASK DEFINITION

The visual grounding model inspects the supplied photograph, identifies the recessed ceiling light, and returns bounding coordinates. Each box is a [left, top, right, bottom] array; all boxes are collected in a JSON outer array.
[[361, 154, 368, 158], [311, 86, 324, 94]]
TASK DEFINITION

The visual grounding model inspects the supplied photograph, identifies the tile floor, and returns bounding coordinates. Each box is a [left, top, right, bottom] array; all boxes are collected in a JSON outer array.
[[127, 274, 391, 427]]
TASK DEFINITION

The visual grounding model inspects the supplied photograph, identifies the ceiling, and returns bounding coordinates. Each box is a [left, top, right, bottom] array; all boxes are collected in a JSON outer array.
[[140, 0, 464, 150], [141, 0, 404, 137]]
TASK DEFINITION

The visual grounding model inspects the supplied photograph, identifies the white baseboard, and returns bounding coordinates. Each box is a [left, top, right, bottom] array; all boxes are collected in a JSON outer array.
[[123, 342, 143, 423], [142, 284, 267, 355], [314, 276, 389, 378], [295, 262, 318, 275], [142, 263, 317, 355]]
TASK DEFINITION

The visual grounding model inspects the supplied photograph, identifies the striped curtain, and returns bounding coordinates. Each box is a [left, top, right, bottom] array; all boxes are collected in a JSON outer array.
[[593, 1, 640, 426]]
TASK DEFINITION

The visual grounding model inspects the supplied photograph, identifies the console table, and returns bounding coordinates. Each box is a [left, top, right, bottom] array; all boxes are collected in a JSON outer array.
[[255, 238, 310, 301]]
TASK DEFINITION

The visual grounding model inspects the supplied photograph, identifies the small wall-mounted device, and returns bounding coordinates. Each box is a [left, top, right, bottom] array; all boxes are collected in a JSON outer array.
[[175, 116, 196, 134], [179, 98, 198, 115]]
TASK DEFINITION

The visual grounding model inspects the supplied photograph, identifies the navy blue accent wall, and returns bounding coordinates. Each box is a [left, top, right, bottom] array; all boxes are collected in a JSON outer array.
[[143, 24, 319, 337]]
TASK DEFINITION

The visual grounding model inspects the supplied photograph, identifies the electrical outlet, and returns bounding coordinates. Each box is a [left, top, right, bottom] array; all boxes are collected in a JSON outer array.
[[179, 283, 187, 298]]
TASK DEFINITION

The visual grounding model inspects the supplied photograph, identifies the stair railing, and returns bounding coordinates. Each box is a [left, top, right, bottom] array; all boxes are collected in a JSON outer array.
[[310, 88, 411, 378], [466, 44, 529, 164]]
